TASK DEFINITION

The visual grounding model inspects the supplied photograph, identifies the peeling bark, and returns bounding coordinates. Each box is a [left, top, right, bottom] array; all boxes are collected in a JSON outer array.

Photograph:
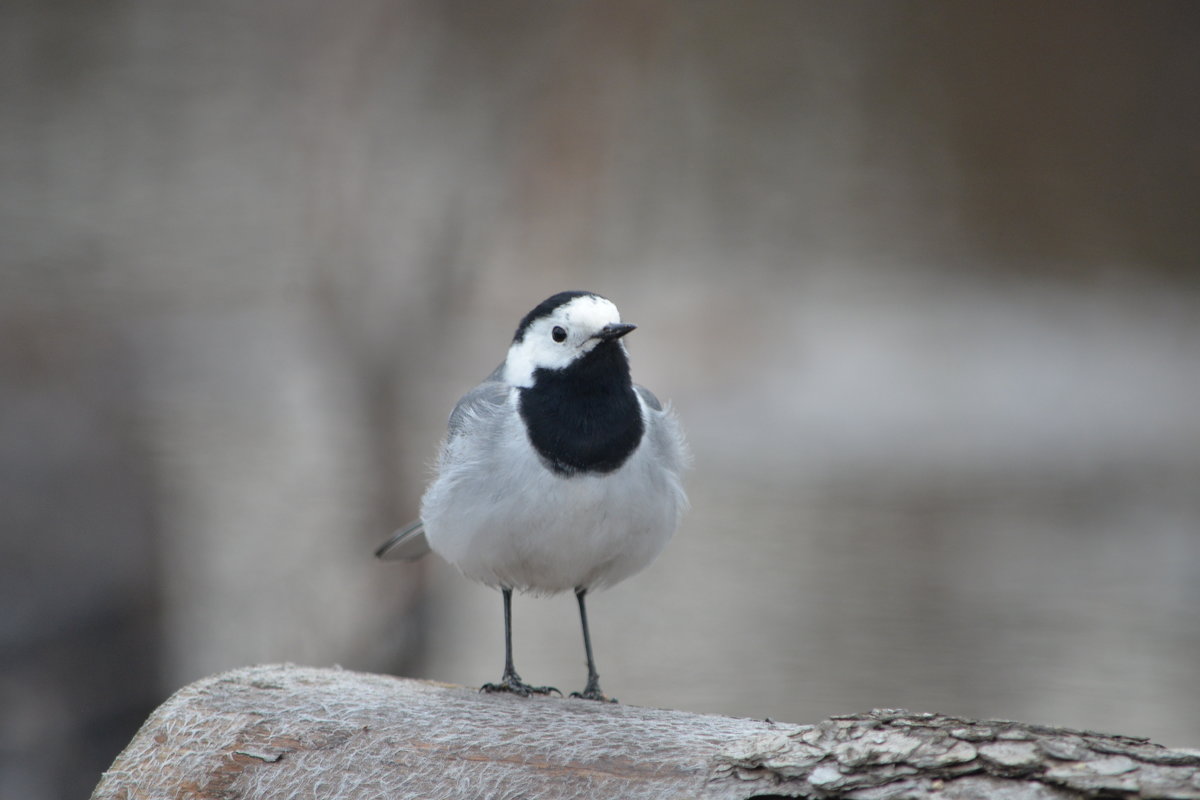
[[93, 664, 1200, 800]]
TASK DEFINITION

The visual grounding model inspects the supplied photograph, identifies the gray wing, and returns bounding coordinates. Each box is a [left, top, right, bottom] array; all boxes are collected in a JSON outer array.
[[375, 376, 511, 562], [447, 377, 511, 439], [635, 384, 663, 411], [636, 383, 691, 477]]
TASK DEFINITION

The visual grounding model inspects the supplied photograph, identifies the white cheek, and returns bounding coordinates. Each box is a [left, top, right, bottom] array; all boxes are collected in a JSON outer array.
[[502, 347, 535, 387], [503, 336, 575, 386]]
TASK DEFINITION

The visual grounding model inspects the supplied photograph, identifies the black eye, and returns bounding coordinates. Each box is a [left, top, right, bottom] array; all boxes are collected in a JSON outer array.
[[551, 326, 567, 343]]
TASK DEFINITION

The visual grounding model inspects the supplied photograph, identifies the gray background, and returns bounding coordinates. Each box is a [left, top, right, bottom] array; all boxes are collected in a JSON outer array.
[[3, 3, 1199, 798]]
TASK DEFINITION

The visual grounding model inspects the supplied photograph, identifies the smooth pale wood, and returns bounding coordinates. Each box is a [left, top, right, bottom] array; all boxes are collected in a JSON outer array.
[[92, 664, 1200, 800]]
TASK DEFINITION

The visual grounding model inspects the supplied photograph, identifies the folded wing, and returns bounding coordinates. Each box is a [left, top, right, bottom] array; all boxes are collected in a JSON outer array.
[[375, 377, 512, 562]]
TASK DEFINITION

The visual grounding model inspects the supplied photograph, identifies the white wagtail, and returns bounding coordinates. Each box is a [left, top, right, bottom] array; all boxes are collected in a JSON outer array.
[[376, 291, 688, 701]]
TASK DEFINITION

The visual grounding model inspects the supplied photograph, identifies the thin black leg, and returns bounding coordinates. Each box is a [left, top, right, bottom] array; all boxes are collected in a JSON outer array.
[[502, 586, 516, 677], [480, 588, 559, 697], [570, 588, 617, 703]]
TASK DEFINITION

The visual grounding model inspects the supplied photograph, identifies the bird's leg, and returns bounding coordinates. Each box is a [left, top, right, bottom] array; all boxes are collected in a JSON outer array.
[[570, 588, 617, 703], [480, 587, 559, 697]]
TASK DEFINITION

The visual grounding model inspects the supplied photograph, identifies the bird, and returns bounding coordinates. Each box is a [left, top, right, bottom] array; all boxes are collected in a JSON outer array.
[[376, 290, 688, 702]]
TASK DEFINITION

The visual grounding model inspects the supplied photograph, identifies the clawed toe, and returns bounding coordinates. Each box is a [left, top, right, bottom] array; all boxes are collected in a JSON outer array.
[[570, 680, 618, 703], [481, 674, 561, 698]]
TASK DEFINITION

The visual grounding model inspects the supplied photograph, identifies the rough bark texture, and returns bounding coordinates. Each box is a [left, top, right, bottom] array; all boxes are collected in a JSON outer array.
[[93, 664, 1200, 800]]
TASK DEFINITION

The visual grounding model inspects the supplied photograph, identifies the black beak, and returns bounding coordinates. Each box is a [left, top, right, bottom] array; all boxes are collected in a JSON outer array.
[[592, 322, 637, 341]]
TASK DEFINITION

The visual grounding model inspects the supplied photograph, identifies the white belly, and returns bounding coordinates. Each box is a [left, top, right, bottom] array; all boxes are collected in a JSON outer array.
[[421, 400, 686, 594]]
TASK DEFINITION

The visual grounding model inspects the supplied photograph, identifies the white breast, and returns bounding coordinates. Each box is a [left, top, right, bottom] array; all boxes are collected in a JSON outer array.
[[420, 391, 688, 594]]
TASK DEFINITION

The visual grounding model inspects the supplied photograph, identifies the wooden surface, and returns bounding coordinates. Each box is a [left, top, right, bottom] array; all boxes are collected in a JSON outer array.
[[93, 663, 1200, 800]]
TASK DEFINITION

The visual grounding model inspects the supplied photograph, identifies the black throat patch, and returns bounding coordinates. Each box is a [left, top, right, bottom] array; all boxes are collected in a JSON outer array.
[[518, 341, 644, 476]]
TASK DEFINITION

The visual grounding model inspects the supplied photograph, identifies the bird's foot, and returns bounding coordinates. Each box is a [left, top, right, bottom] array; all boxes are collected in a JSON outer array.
[[480, 670, 560, 698], [570, 677, 618, 703]]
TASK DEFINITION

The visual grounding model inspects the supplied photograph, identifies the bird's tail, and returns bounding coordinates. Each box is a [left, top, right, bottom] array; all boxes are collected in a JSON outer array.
[[375, 520, 432, 561]]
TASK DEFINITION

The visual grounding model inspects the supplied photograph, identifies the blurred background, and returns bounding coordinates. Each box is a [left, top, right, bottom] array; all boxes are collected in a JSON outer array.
[[3, 1, 1200, 797]]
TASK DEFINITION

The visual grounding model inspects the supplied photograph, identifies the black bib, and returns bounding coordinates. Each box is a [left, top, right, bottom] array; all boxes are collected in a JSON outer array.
[[518, 341, 644, 476]]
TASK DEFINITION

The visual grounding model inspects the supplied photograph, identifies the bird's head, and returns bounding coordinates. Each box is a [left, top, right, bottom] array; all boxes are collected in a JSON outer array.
[[502, 291, 636, 388]]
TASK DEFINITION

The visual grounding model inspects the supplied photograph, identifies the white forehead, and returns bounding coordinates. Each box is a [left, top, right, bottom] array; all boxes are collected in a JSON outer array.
[[548, 294, 621, 331], [503, 295, 624, 387]]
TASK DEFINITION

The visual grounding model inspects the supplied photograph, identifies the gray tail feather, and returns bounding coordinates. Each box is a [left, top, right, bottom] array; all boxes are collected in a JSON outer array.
[[375, 520, 432, 561]]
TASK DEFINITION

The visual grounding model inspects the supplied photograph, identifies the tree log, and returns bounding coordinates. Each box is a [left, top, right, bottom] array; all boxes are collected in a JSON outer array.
[[92, 663, 1200, 800]]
